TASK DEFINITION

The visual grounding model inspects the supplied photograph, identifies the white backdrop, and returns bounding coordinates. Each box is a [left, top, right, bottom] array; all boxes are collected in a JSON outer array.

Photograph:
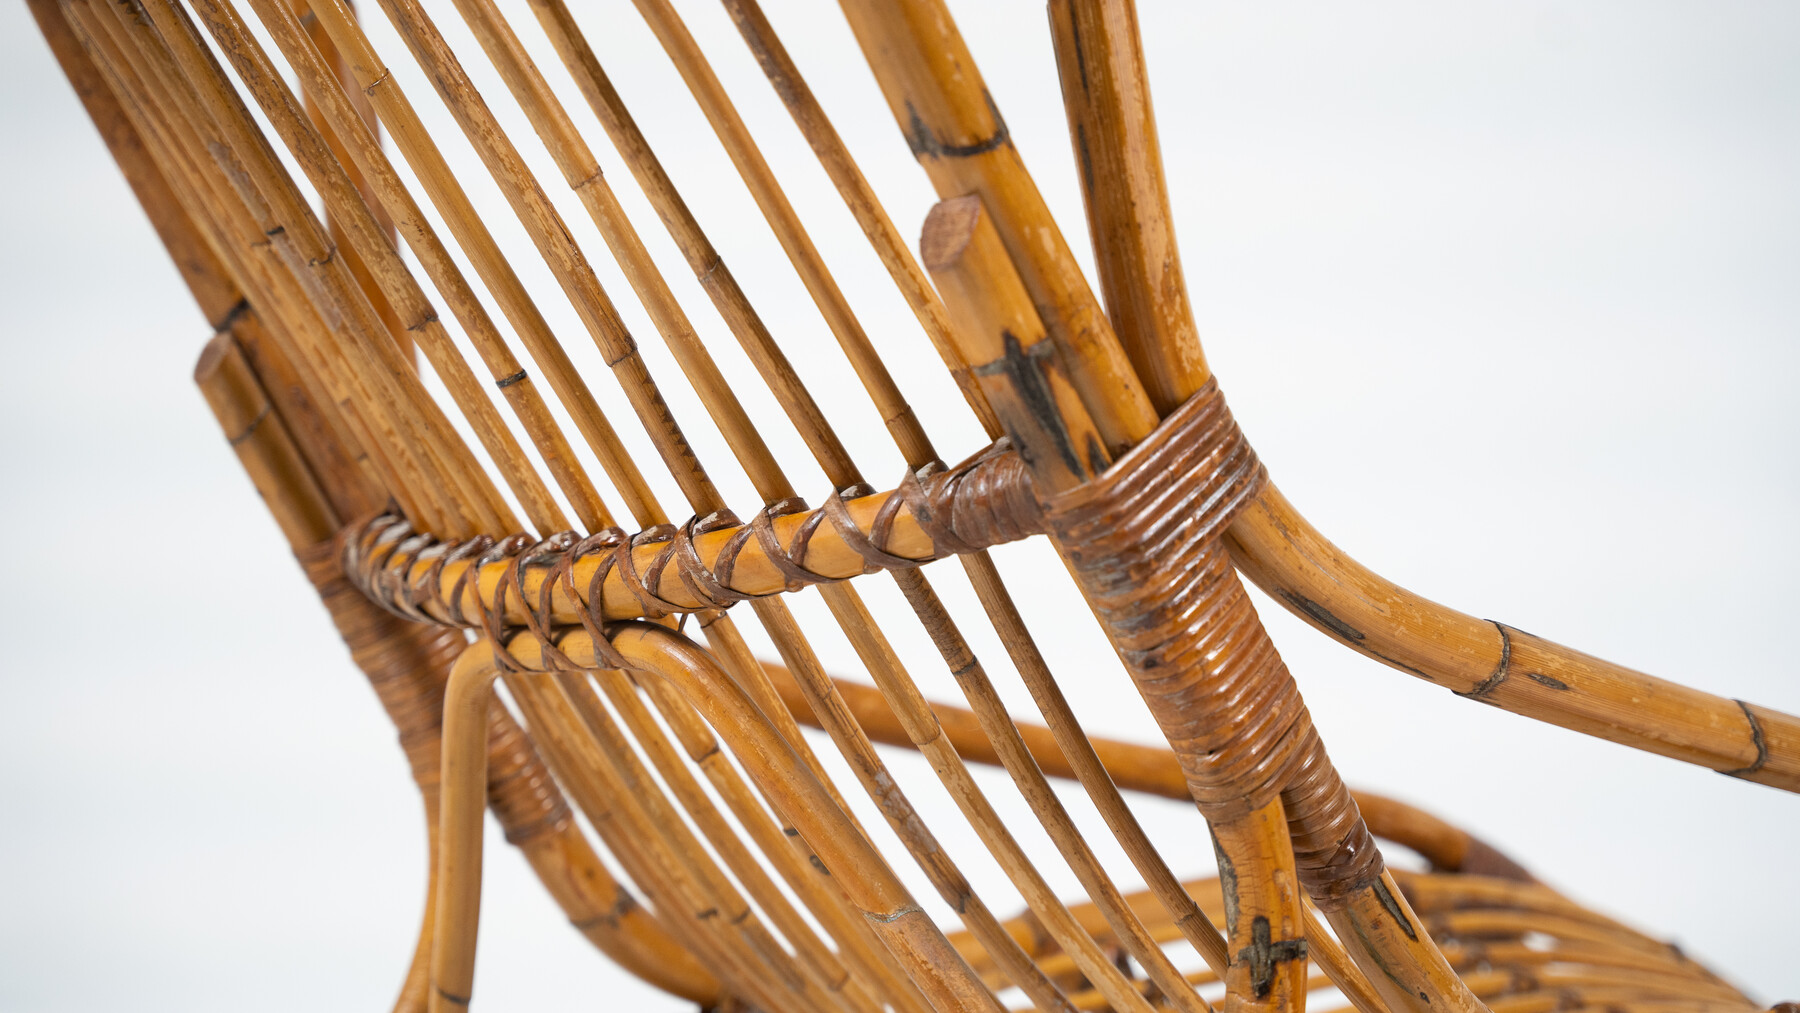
[[1, 2, 1794, 1010]]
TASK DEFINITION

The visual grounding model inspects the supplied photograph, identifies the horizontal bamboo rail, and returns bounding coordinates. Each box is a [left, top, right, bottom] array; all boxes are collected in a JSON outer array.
[[343, 441, 1035, 624]]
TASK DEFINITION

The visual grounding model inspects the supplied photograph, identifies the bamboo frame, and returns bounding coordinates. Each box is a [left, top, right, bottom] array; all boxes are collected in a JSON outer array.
[[34, 0, 1794, 1011]]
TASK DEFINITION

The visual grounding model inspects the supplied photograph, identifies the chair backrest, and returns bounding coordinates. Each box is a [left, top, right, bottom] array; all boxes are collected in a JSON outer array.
[[31, 1, 1794, 1011]]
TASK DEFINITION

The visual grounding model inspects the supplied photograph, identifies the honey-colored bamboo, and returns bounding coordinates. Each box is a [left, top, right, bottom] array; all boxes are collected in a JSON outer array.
[[147, 0, 509, 537], [441, 628, 1013, 1013], [59, 0, 437, 528], [623, 667, 912, 1013], [187, 0, 568, 535], [505, 36, 1193, 1003], [447, 0, 793, 504], [897, 37, 1481, 1010], [77, 17, 745, 1007], [625, 0, 935, 469], [834, 0, 1160, 454], [1045, 0, 1210, 414], [110, 0, 513, 537], [205, 0, 611, 532], [281, 0, 649, 529], [546, 667, 842, 1013], [368, 11, 1224, 1008], [499, 666, 794, 1011], [1227, 486, 1800, 792], [719, 0, 999, 438], [41, 2, 1796, 1011], [585, 661, 884, 1013], [103, 7, 802, 1007], [513, 33, 1215, 1006], [922, 189, 1314, 1013], [292, 13, 1061, 1011], [710, 14, 1285, 1000], [190, 327, 716, 1007], [226, 33, 936, 1013], [294, 0, 412, 365], [270, 17, 914, 1007], [523, 0, 860, 484]]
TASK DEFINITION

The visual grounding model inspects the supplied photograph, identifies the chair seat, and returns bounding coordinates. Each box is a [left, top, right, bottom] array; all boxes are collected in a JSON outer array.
[[963, 871, 1756, 1013]]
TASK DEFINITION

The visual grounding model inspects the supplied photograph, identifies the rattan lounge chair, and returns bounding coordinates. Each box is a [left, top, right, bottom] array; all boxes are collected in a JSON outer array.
[[29, 1, 1796, 1011]]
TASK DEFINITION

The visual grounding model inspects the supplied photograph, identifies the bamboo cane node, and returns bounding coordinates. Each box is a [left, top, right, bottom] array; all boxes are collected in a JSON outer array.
[[360, 65, 392, 98], [902, 90, 1010, 161], [570, 165, 605, 191], [1454, 621, 1514, 701], [1719, 699, 1769, 777], [225, 402, 269, 445], [208, 295, 249, 335]]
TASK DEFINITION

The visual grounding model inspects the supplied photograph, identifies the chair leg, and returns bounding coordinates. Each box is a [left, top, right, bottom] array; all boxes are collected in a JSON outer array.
[[430, 640, 505, 1012]]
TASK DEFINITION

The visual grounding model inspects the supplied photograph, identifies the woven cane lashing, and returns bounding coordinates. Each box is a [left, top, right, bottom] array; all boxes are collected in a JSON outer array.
[[341, 438, 1041, 627]]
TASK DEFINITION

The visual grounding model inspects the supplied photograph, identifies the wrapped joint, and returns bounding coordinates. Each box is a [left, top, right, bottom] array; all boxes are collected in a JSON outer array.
[[341, 438, 1040, 629], [1042, 379, 1385, 908]]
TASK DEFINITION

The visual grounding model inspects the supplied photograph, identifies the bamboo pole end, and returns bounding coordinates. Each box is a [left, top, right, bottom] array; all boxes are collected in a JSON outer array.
[[920, 194, 983, 272]]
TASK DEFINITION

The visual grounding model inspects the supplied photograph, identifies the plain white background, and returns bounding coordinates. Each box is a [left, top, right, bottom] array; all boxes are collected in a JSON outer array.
[[1, 1, 1794, 1010]]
